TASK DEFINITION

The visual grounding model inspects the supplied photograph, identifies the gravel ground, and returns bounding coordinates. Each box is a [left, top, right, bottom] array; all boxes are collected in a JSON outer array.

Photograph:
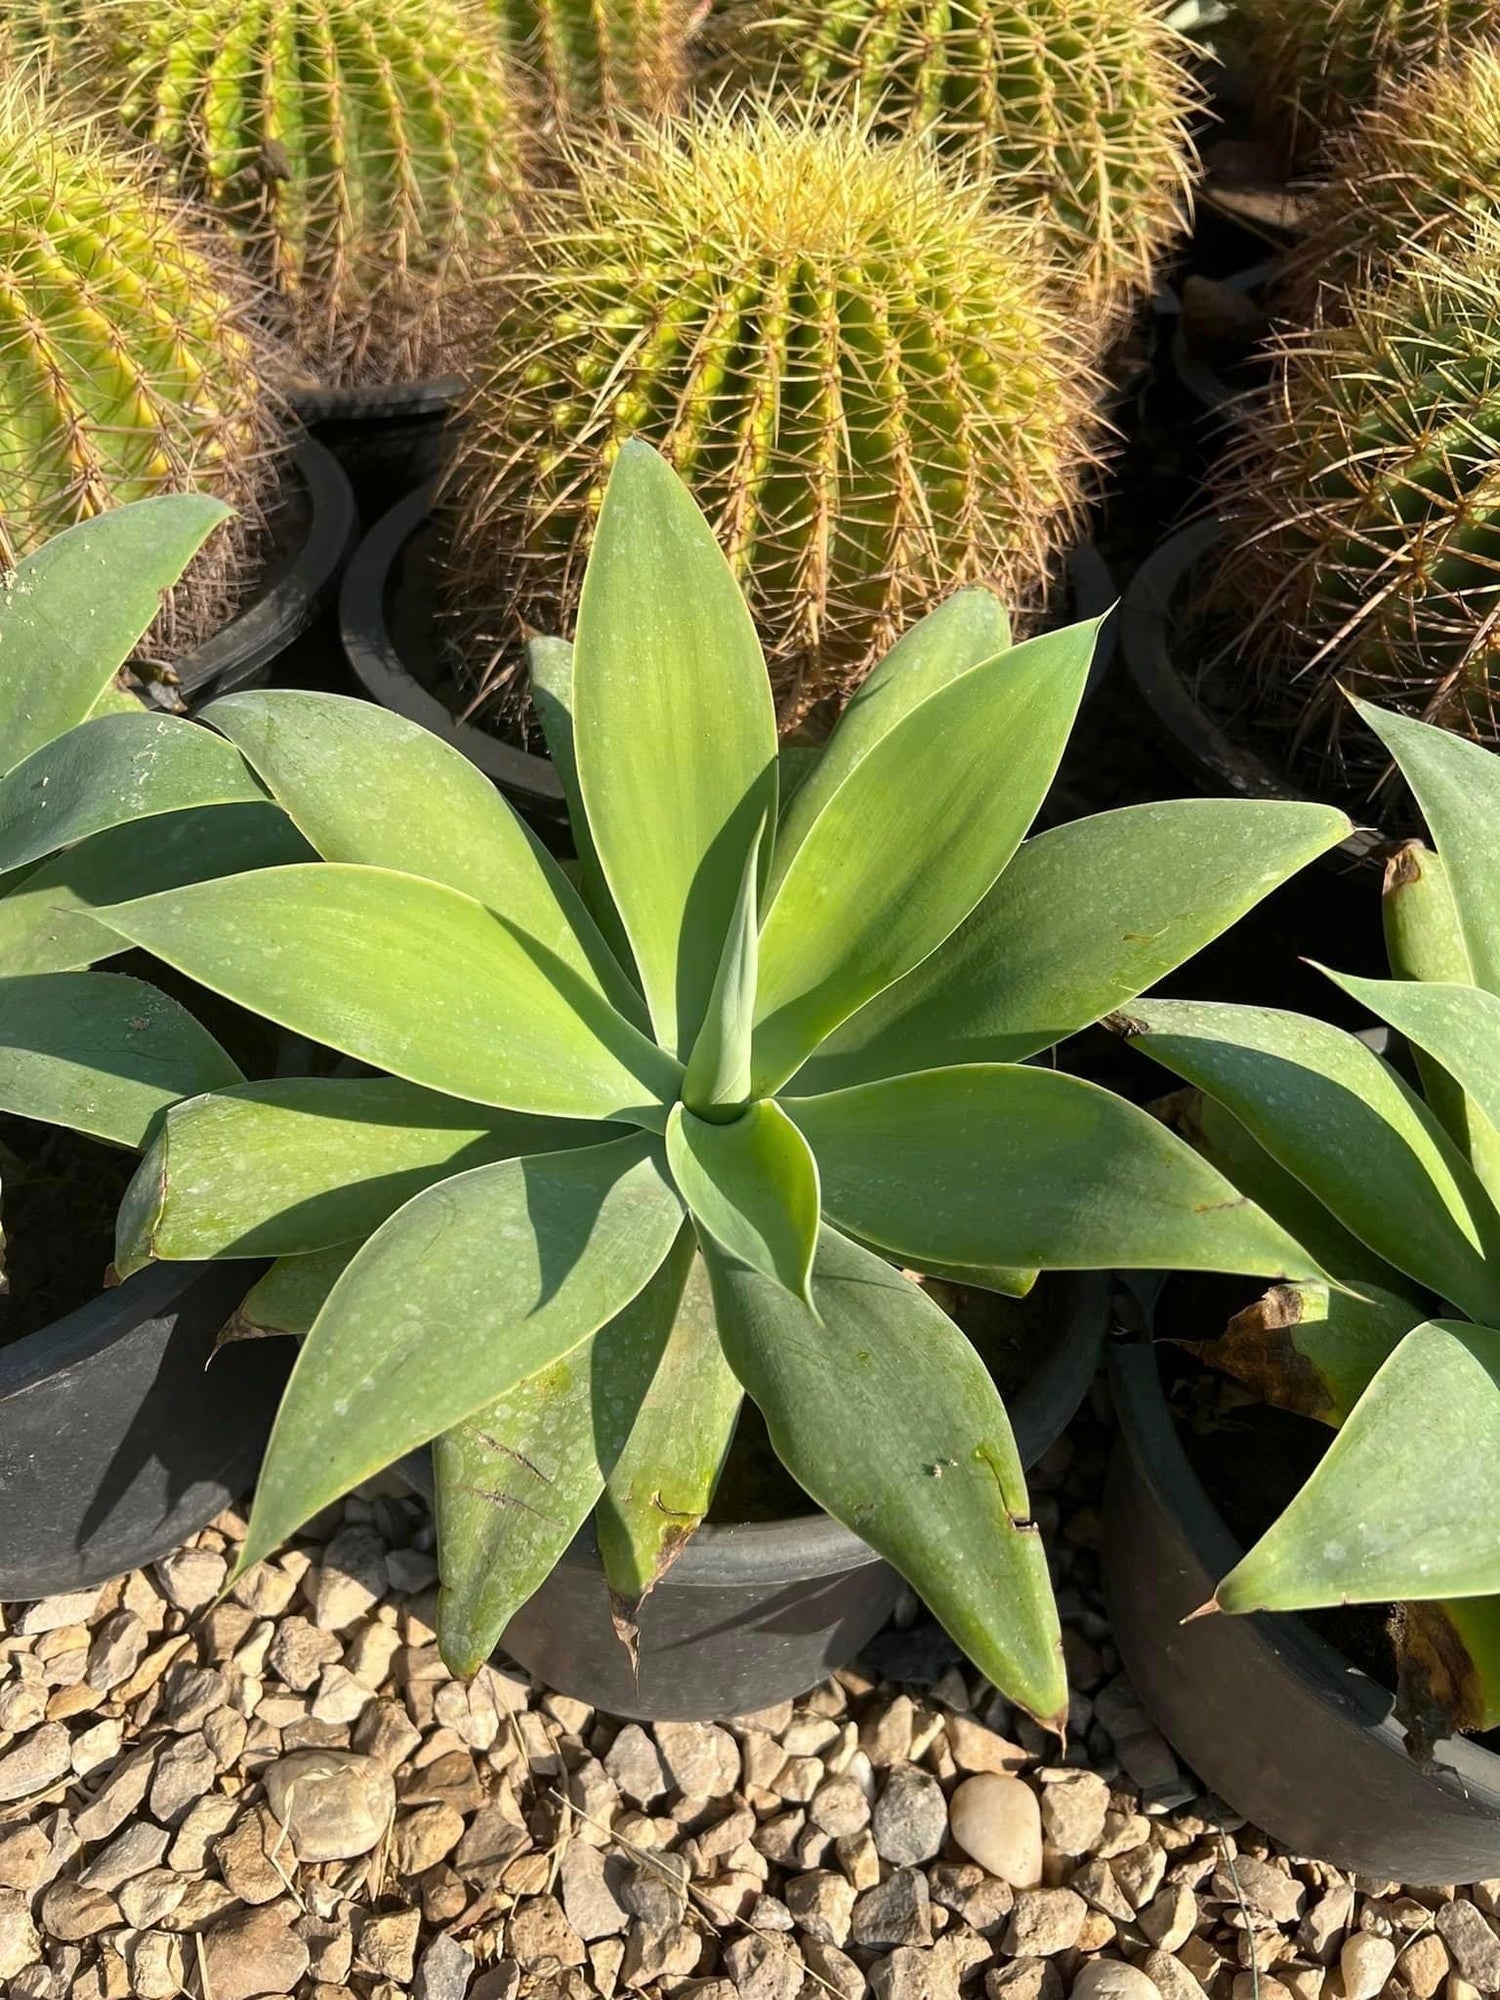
[[2, 1390, 1498, 2000]]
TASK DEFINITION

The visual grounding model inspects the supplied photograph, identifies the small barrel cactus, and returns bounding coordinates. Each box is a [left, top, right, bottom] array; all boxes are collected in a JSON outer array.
[[103, 0, 529, 386], [442, 108, 1097, 726], [1281, 43, 1500, 321], [0, 79, 285, 652], [1223, 0, 1500, 153], [488, 0, 700, 128], [1208, 222, 1500, 776], [716, 0, 1199, 315]]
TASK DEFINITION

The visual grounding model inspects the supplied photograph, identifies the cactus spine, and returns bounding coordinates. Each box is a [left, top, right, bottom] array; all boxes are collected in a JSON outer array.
[[1223, 0, 1500, 152], [106, 0, 528, 386], [443, 108, 1097, 726], [1282, 44, 1500, 322], [490, 0, 699, 128], [1209, 222, 1500, 774], [717, 0, 1199, 316], [0, 77, 286, 651]]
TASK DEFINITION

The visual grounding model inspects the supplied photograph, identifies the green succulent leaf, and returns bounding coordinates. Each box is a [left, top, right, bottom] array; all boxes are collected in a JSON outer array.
[[1318, 966, 1500, 1161], [236, 1131, 685, 1574], [0, 712, 266, 875], [0, 972, 242, 1148], [769, 587, 1012, 896], [1382, 842, 1476, 1140], [1354, 697, 1500, 995], [96, 864, 681, 1124], [203, 688, 644, 1025], [573, 440, 777, 1061], [1192, 1276, 1425, 1427], [597, 1250, 741, 1608], [1125, 1000, 1500, 1322], [788, 1065, 1319, 1278], [1215, 1320, 1500, 1614], [434, 1229, 697, 1675], [752, 618, 1100, 1094], [705, 1225, 1067, 1729], [0, 804, 314, 976], [795, 799, 1353, 1092], [666, 1099, 821, 1304], [526, 634, 638, 978], [682, 814, 762, 1119], [1166, 1088, 1414, 1295], [232, 1246, 358, 1338], [0, 495, 231, 775], [115, 1077, 608, 1276]]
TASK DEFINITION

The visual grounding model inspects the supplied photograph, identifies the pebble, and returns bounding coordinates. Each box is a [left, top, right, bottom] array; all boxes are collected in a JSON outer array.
[[0, 1724, 71, 1802], [147, 1732, 217, 1822], [200, 1901, 311, 2000], [1070, 1958, 1165, 2000], [17, 1590, 100, 1634], [1141, 1882, 1198, 1952], [155, 1546, 227, 1610], [314, 1525, 390, 1630], [1437, 1902, 1500, 1989], [1338, 1934, 1395, 2000], [873, 1765, 949, 1866], [852, 1868, 933, 1949], [604, 1723, 670, 1805], [1039, 1769, 1110, 1857], [415, 1930, 478, 2000], [949, 1774, 1043, 1888], [785, 1869, 858, 1947], [1007, 1887, 1088, 1956], [357, 1904, 422, 1980], [561, 1841, 629, 1940], [655, 1719, 741, 1797], [0, 1888, 40, 1978], [262, 1747, 394, 1859]]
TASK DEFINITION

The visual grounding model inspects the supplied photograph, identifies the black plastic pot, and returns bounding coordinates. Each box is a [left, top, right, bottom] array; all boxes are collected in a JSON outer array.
[[1103, 1326, 1500, 1883], [403, 1271, 1109, 1721], [340, 485, 1121, 824], [0, 1261, 291, 1599], [288, 377, 462, 526], [1168, 262, 1273, 415], [176, 432, 358, 708]]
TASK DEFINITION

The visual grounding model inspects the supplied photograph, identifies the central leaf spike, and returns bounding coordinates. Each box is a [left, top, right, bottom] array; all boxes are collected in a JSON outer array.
[[682, 812, 765, 1120]]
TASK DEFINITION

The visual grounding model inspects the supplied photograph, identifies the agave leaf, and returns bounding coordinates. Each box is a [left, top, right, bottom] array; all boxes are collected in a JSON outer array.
[[0, 712, 265, 875], [1123, 1001, 1500, 1323], [793, 800, 1352, 1093], [96, 864, 682, 1124], [752, 619, 1100, 1094], [705, 1225, 1067, 1729], [235, 1132, 684, 1574], [1191, 1277, 1425, 1426], [0, 495, 230, 774], [1164, 1087, 1416, 1295], [115, 1077, 610, 1276], [1396, 1596, 1500, 1743], [0, 972, 241, 1148], [0, 805, 315, 976], [681, 816, 762, 1118], [434, 1229, 696, 1675], [1317, 966, 1500, 1169], [573, 440, 777, 1061], [1215, 1320, 1500, 1614], [787, 1065, 1318, 1279], [666, 1100, 821, 1305], [1354, 697, 1500, 996], [230, 1245, 358, 1339], [527, 634, 638, 978], [596, 1250, 741, 1609], [769, 588, 1012, 896], [1383, 841, 1481, 1153], [204, 689, 644, 1027], [862, 1245, 1040, 1298]]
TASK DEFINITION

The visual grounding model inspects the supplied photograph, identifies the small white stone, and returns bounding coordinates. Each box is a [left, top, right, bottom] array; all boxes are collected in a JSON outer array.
[[1339, 1933, 1396, 2000], [154, 1547, 227, 1611], [949, 1774, 1043, 1888], [1070, 1957, 1165, 2000]]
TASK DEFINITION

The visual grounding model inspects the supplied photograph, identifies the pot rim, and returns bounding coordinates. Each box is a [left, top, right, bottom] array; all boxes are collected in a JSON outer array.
[[287, 375, 464, 425], [340, 484, 1120, 819], [400, 1268, 1108, 1589], [1121, 517, 1386, 870], [177, 430, 359, 706], [1109, 1309, 1500, 1797], [0, 1258, 262, 1401]]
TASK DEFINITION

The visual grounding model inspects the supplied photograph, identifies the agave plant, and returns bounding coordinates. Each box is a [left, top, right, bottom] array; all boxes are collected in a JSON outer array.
[[93, 444, 1346, 1722], [1120, 701, 1500, 1744], [0, 498, 312, 1277]]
